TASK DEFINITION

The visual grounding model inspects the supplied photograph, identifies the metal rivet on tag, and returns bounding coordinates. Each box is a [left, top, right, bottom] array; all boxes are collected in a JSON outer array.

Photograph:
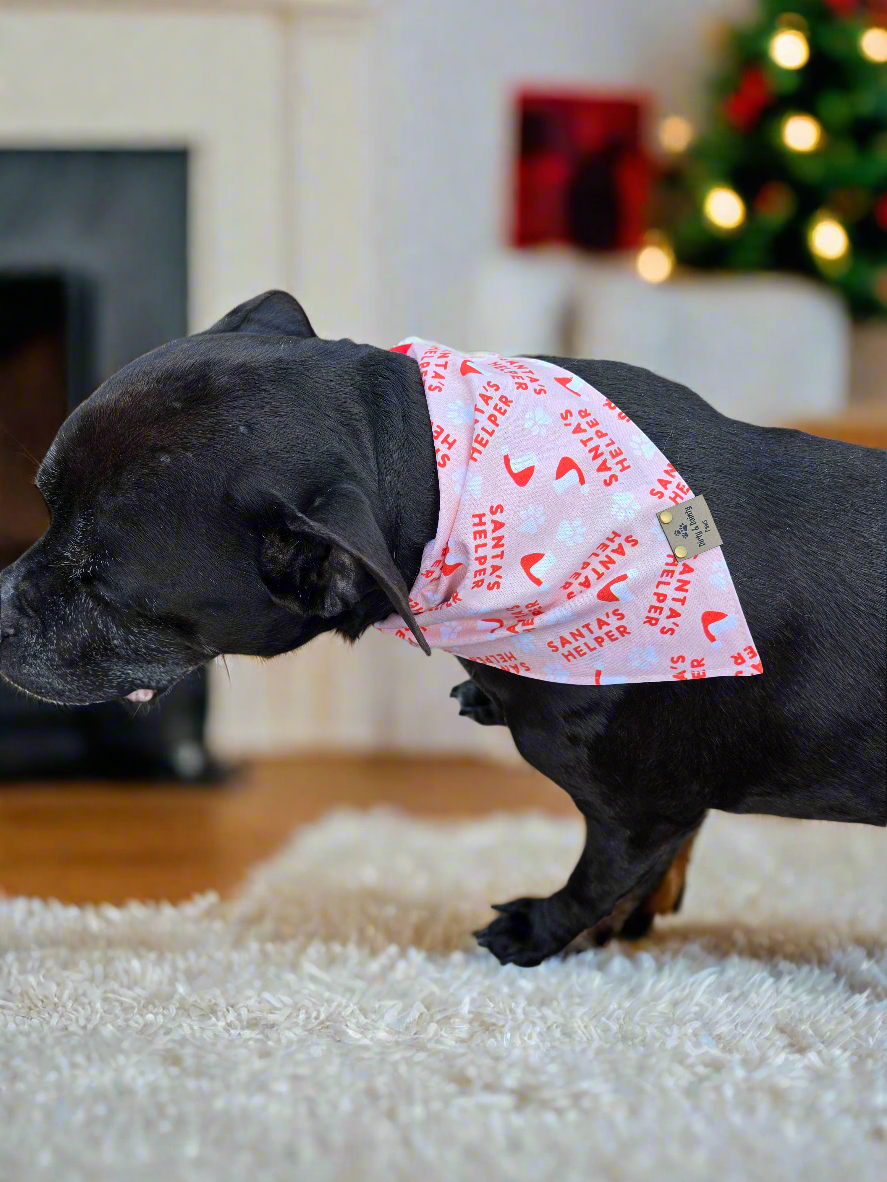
[[656, 494, 723, 561]]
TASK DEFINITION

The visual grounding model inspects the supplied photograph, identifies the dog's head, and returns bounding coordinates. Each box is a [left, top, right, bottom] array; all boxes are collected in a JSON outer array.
[[0, 291, 432, 706]]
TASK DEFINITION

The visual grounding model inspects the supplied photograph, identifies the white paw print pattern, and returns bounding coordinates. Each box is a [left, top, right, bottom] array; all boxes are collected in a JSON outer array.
[[524, 406, 552, 436], [630, 434, 658, 460], [544, 601, 576, 626], [440, 622, 462, 643], [610, 490, 638, 522], [540, 661, 571, 684], [708, 554, 728, 591], [556, 518, 587, 546], [629, 646, 658, 670], [463, 472, 483, 498], [519, 504, 545, 533], [447, 400, 470, 424], [513, 632, 536, 652]]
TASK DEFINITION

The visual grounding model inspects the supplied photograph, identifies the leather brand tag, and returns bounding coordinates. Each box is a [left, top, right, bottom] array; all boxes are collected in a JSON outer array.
[[657, 494, 723, 560]]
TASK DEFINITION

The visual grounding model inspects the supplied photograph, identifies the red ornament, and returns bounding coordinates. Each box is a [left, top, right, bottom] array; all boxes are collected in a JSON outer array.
[[875, 193, 887, 231], [755, 181, 794, 219], [724, 66, 771, 132], [823, 0, 858, 15]]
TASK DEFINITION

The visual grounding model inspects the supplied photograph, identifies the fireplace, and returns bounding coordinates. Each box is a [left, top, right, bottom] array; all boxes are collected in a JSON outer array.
[[0, 274, 88, 566], [0, 149, 216, 781]]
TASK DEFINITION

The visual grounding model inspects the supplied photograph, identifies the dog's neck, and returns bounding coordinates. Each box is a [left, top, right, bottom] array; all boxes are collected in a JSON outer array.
[[341, 349, 439, 636], [375, 349, 440, 570]]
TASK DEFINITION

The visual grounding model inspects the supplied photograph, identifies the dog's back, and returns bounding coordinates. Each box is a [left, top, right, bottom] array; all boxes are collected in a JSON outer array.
[[528, 358, 886, 825]]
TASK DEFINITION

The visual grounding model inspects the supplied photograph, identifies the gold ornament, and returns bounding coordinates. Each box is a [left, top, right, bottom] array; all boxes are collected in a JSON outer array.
[[775, 13, 808, 32]]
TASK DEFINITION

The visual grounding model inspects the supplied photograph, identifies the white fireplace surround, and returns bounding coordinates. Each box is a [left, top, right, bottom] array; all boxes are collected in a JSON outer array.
[[0, 0, 380, 343], [0, 0, 519, 761]]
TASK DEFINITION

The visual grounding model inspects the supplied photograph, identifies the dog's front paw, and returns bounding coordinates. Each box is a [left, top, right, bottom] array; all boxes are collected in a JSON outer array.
[[450, 680, 505, 726], [474, 897, 567, 967]]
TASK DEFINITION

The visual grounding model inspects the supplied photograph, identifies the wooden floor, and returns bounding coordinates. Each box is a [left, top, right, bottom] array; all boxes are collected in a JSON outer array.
[[790, 408, 887, 449], [0, 756, 572, 905]]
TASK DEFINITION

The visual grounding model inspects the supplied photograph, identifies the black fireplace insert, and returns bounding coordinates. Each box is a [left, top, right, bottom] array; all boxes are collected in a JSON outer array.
[[0, 150, 217, 782]]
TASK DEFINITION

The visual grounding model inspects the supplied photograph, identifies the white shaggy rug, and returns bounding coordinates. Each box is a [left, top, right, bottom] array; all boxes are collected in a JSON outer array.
[[1, 809, 886, 1182]]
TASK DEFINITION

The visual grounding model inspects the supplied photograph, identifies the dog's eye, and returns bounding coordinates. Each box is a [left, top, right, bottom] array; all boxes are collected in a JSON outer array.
[[68, 557, 100, 586]]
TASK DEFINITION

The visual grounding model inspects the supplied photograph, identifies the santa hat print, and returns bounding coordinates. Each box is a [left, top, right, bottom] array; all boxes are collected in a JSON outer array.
[[520, 552, 557, 587], [596, 569, 638, 603], [701, 610, 739, 648], [553, 456, 586, 495], [503, 452, 537, 487]]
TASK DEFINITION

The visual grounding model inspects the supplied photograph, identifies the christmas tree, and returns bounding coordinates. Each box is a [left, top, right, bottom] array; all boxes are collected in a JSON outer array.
[[646, 0, 887, 319]]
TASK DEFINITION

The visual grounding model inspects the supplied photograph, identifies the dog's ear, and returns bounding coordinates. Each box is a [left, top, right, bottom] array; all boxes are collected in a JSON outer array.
[[200, 290, 316, 340], [259, 483, 430, 654]]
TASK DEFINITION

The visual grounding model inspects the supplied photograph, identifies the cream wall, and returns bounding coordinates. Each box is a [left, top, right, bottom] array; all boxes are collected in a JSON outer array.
[[372, 0, 755, 350], [0, 0, 754, 759]]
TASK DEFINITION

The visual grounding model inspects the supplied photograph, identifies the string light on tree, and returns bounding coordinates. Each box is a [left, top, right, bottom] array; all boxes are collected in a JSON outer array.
[[636, 233, 675, 284], [703, 186, 746, 230], [860, 26, 887, 62], [781, 113, 822, 152], [659, 115, 695, 153], [769, 27, 809, 69], [808, 214, 849, 263]]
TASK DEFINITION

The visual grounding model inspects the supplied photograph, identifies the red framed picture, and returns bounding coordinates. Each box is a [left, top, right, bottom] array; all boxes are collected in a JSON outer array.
[[513, 90, 651, 252]]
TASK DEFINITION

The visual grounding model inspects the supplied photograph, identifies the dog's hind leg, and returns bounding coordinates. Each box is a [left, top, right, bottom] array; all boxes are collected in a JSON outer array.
[[622, 826, 700, 935], [569, 823, 704, 951], [474, 809, 704, 967]]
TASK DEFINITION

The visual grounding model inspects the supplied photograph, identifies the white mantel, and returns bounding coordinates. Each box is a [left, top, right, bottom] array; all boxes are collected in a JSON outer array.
[[0, 0, 379, 343]]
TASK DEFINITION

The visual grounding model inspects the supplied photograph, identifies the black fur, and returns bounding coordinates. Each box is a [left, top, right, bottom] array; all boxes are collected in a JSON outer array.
[[450, 679, 506, 727], [2, 290, 884, 967]]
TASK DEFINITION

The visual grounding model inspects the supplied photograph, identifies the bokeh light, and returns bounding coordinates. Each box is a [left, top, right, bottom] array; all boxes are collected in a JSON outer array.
[[781, 113, 822, 152], [703, 186, 746, 230], [769, 29, 809, 70]]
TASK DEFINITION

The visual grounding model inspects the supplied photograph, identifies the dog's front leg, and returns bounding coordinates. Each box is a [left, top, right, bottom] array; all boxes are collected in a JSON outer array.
[[474, 812, 702, 967], [449, 679, 506, 726]]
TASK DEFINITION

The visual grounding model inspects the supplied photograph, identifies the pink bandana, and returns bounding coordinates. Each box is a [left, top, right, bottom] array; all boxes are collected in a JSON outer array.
[[378, 340, 762, 685]]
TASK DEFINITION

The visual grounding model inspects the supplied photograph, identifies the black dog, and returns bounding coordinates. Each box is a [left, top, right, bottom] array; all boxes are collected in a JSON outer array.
[[2, 291, 884, 965]]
